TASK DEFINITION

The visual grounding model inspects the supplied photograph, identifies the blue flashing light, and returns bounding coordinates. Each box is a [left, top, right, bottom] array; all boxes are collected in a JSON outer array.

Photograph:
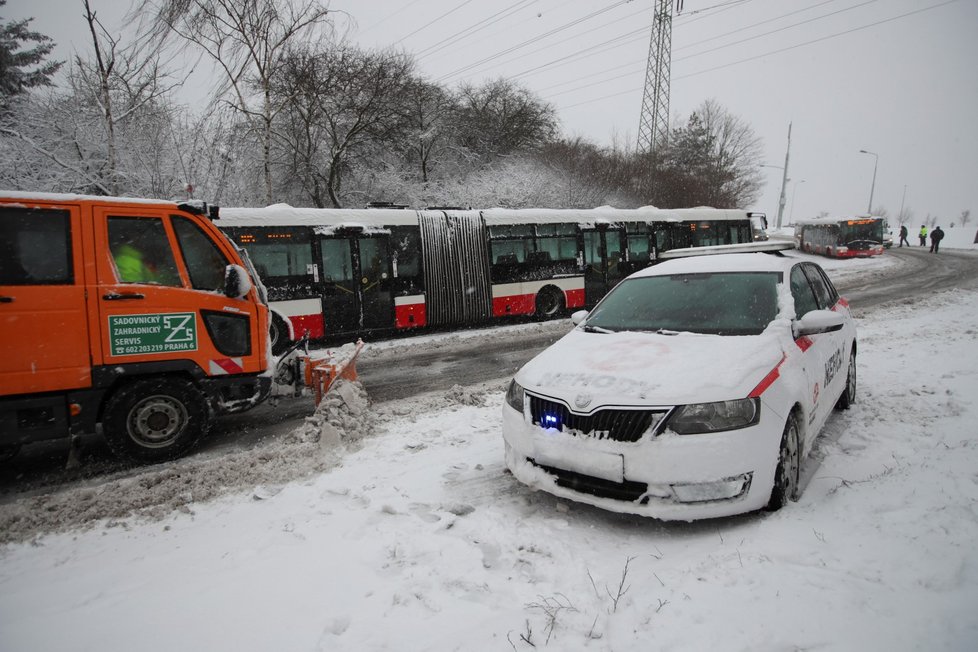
[[541, 413, 561, 429]]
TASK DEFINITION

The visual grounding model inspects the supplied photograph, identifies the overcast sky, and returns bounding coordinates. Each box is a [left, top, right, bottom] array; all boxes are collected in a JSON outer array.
[[7, 0, 977, 225]]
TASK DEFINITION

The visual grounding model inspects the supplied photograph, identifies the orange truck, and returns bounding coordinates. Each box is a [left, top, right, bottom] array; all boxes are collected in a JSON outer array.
[[0, 192, 274, 463]]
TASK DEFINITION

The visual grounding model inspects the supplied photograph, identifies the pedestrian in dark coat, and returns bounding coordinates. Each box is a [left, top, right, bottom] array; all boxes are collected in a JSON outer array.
[[930, 226, 945, 253], [898, 224, 909, 247]]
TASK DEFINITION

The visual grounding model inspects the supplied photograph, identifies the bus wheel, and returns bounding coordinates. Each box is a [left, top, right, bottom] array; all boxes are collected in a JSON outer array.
[[535, 287, 565, 319], [269, 313, 291, 357], [102, 378, 209, 464]]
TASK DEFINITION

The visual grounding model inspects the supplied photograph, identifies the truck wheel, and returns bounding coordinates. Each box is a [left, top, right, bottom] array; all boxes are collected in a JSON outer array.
[[102, 378, 209, 463], [269, 313, 291, 357], [766, 413, 800, 511], [534, 287, 565, 319]]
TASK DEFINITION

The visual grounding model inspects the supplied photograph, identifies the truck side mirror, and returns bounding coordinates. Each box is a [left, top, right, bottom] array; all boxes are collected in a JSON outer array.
[[224, 264, 253, 299]]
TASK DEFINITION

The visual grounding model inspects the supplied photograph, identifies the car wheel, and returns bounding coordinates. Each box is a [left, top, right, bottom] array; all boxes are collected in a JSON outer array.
[[767, 413, 801, 511], [102, 378, 209, 463], [535, 287, 565, 320], [270, 313, 292, 357], [835, 347, 856, 410]]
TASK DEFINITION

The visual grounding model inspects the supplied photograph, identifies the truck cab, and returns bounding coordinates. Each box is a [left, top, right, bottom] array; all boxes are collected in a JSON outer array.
[[0, 193, 271, 463]]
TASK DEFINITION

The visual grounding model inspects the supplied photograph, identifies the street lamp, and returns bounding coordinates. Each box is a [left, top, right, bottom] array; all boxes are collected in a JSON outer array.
[[858, 149, 878, 215], [789, 179, 806, 224]]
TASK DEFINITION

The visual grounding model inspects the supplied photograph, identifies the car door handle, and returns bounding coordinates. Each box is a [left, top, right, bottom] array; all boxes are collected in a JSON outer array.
[[0, 295, 12, 303], [103, 292, 145, 301]]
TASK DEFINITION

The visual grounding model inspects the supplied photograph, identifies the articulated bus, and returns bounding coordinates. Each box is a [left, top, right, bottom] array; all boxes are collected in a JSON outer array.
[[793, 216, 885, 259], [216, 206, 760, 350]]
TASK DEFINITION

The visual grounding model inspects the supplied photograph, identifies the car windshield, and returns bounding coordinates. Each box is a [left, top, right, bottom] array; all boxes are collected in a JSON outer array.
[[584, 271, 783, 336]]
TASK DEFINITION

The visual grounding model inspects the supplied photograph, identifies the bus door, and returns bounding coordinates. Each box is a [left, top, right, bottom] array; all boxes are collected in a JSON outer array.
[[318, 232, 394, 334], [582, 226, 625, 306]]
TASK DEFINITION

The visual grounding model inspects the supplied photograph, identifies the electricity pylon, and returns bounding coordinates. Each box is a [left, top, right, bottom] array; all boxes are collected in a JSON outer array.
[[637, 0, 681, 156]]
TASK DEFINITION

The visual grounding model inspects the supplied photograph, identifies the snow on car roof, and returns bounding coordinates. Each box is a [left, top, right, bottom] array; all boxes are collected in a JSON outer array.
[[633, 251, 801, 278]]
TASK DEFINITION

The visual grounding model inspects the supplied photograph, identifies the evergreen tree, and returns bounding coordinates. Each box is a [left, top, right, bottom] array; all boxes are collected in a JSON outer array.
[[0, 1, 61, 102]]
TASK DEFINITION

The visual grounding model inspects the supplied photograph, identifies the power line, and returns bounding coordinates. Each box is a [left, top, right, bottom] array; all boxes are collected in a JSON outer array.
[[394, 0, 481, 46], [557, 0, 959, 110], [434, 0, 636, 83], [542, 1, 882, 100], [415, 0, 536, 60], [448, 0, 745, 86]]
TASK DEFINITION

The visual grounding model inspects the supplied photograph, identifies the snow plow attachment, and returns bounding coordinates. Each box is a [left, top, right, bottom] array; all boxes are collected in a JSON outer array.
[[302, 340, 365, 406], [271, 337, 366, 406]]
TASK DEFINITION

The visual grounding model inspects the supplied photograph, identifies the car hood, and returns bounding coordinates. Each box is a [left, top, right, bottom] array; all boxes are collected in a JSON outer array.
[[516, 327, 786, 408]]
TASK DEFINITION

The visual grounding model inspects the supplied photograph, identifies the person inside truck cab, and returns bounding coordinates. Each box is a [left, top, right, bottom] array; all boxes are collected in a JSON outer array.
[[108, 217, 183, 286], [113, 244, 158, 283]]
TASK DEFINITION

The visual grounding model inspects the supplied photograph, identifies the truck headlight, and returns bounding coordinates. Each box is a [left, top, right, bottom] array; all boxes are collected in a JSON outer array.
[[666, 398, 760, 434], [505, 379, 525, 413]]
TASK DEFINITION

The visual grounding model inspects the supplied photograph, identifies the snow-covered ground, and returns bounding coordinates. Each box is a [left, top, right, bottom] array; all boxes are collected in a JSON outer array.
[[2, 249, 978, 651]]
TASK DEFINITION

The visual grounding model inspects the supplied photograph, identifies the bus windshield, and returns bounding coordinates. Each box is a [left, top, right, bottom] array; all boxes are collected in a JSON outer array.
[[840, 219, 883, 245]]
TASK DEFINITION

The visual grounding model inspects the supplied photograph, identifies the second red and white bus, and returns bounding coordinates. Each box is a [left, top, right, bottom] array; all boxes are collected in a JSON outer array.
[[216, 206, 761, 351], [793, 216, 885, 259]]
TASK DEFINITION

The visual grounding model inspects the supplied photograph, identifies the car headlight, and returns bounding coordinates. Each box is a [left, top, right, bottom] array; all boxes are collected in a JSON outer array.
[[666, 398, 760, 434], [505, 379, 525, 413]]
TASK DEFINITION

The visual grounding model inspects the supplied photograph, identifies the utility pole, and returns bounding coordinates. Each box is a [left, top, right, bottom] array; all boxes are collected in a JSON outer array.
[[637, 0, 680, 156], [775, 122, 791, 230]]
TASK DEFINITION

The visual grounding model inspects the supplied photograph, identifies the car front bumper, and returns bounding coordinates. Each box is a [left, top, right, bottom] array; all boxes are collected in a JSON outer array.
[[501, 400, 784, 521]]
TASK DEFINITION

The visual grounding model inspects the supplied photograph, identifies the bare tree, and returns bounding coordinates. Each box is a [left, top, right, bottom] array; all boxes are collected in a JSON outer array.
[[453, 78, 558, 164], [695, 98, 764, 207], [274, 45, 415, 207], [960, 209, 971, 227], [141, 0, 334, 204], [77, 0, 177, 194], [402, 79, 458, 184]]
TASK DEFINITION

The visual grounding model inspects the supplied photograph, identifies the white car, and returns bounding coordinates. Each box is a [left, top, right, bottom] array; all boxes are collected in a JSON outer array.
[[502, 243, 857, 520]]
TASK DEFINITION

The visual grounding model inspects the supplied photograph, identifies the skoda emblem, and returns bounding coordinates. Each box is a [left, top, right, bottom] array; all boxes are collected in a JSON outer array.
[[574, 393, 592, 409]]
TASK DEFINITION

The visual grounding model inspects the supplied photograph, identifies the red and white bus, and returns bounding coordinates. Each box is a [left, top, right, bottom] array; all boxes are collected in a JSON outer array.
[[793, 216, 885, 259], [216, 206, 760, 351]]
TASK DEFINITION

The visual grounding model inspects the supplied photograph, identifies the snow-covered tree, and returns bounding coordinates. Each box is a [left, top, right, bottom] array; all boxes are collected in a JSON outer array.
[[0, 0, 61, 104]]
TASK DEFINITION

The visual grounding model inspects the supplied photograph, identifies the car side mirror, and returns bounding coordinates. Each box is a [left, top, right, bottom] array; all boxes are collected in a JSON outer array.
[[224, 264, 253, 299], [793, 309, 844, 337], [571, 310, 589, 326]]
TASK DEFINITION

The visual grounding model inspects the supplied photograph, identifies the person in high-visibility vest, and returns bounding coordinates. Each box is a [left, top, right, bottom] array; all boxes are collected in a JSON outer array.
[[918, 225, 928, 246], [113, 244, 157, 283]]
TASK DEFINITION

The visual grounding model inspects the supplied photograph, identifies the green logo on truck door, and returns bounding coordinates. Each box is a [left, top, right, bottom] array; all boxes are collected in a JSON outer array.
[[109, 312, 198, 356]]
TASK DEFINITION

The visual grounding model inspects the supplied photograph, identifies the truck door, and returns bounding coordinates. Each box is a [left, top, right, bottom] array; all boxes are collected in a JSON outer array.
[[582, 226, 625, 306], [93, 208, 263, 373], [319, 233, 394, 335], [0, 203, 91, 396]]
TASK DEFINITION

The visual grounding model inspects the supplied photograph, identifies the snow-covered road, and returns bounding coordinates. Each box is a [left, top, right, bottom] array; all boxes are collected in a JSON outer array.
[[1, 257, 977, 650]]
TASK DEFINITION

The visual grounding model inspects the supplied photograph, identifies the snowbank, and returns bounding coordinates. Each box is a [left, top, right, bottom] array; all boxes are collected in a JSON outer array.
[[1, 287, 977, 650]]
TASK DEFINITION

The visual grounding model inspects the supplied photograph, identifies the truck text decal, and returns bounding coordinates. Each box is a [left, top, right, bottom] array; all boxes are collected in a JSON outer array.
[[109, 312, 198, 356]]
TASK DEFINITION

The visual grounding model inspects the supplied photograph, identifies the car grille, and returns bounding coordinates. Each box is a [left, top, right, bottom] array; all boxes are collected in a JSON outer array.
[[528, 395, 666, 443], [531, 461, 649, 502]]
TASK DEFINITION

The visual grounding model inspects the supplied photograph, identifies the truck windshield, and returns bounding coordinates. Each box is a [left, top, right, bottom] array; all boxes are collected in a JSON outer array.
[[584, 271, 782, 336]]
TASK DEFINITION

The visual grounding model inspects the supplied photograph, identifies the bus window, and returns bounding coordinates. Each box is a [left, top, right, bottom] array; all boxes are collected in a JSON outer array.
[[626, 223, 650, 263], [239, 230, 312, 280], [390, 227, 421, 279], [535, 223, 577, 261], [321, 239, 353, 282], [491, 239, 531, 264]]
